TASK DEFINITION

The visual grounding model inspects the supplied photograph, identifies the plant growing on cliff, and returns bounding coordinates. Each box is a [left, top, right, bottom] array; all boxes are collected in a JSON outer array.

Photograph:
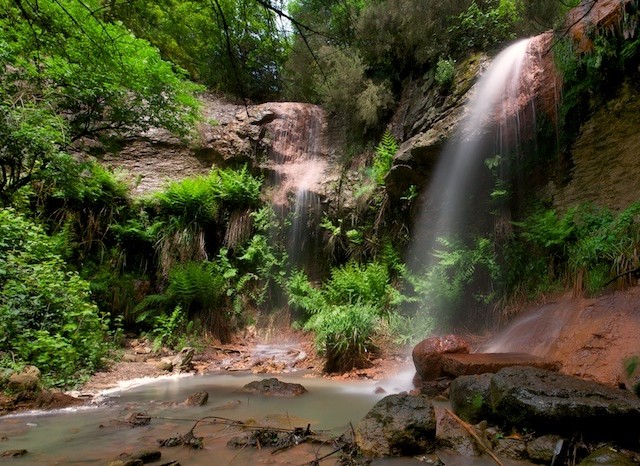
[[372, 130, 398, 186], [435, 57, 456, 89]]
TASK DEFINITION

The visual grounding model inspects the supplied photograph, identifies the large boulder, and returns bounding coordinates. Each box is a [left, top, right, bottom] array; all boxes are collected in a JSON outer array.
[[355, 394, 436, 457], [412, 335, 471, 381], [449, 373, 493, 424], [451, 366, 640, 442]]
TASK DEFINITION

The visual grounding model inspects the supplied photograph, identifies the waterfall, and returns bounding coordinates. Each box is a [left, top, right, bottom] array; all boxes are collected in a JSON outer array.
[[406, 38, 538, 317], [260, 103, 328, 272]]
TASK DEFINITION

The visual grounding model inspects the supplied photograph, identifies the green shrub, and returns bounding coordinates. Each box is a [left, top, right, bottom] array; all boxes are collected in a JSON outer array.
[[409, 236, 499, 327], [0, 209, 108, 386], [136, 256, 237, 343], [157, 175, 219, 227], [447, 0, 519, 54], [210, 165, 263, 208], [288, 258, 409, 372], [435, 57, 456, 89], [303, 303, 378, 373]]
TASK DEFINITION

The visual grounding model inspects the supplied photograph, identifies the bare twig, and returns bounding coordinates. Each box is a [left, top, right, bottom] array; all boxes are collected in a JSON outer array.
[[445, 408, 505, 466]]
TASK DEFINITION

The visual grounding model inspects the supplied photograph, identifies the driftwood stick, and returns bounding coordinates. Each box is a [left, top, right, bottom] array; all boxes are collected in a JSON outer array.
[[445, 408, 505, 466]]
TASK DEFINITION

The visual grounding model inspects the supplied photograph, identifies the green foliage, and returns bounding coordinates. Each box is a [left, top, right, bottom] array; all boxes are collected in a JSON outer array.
[[505, 201, 640, 297], [386, 311, 435, 346], [0, 0, 201, 205], [147, 305, 199, 351], [314, 46, 393, 132], [109, 0, 288, 100], [288, 259, 409, 371], [137, 255, 237, 342], [372, 130, 398, 186], [435, 57, 456, 89], [157, 176, 220, 227], [447, 0, 519, 54], [210, 165, 263, 208], [152, 166, 263, 277], [0, 99, 67, 204], [1, 0, 201, 140], [514, 209, 575, 250], [554, 5, 640, 150], [0, 209, 108, 386], [408, 236, 499, 327], [303, 303, 377, 372], [289, 261, 403, 317]]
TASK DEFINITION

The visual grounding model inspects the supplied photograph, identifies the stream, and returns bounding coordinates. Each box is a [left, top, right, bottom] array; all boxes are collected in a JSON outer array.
[[0, 369, 539, 466], [0, 371, 405, 465]]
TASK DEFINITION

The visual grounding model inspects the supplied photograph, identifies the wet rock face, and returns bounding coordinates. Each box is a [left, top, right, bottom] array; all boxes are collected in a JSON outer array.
[[387, 55, 486, 198], [412, 335, 471, 381], [355, 394, 436, 457], [451, 366, 640, 442], [241, 378, 307, 397]]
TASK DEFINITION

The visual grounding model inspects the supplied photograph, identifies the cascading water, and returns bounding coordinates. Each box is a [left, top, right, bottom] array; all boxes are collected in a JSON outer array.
[[261, 103, 328, 271], [405, 39, 542, 328]]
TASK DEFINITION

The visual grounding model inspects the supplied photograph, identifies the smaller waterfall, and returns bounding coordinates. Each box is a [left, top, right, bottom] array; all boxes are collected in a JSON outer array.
[[260, 103, 328, 271], [407, 38, 536, 274]]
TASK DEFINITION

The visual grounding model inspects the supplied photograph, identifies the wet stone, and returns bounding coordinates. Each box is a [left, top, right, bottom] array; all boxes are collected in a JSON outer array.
[[183, 391, 208, 407], [1, 449, 27, 457], [241, 378, 307, 397], [526, 434, 564, 463], [577, 446, 636, 466]]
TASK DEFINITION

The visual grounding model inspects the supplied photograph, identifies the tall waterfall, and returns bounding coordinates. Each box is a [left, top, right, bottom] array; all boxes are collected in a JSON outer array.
[[406, 38, 537, 297]]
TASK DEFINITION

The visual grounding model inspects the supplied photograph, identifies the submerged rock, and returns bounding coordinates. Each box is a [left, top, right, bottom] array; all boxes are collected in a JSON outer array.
[[183, 391, 208, 407], [355, 393, 436, 457], [241, 378, 307, 397], [1, 449, 27, 457]]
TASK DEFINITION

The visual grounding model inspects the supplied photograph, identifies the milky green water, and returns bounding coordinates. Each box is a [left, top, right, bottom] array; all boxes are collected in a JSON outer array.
[[0, 373, 390, 465]]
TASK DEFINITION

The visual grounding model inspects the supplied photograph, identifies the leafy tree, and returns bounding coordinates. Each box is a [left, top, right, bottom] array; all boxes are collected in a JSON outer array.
[[0, 0, 201, 203], [108, 0, 288, 100], [0, 209, 109, 386]]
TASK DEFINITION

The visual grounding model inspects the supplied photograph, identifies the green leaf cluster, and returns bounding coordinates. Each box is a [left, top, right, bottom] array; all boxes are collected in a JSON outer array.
[[506, 201, 640, 297], [410, 236, 499, 327], [0, 209, 108, 386], [372, 130, 398, 186], [109, 0, 288, 100], [288, 259, 407, 371]]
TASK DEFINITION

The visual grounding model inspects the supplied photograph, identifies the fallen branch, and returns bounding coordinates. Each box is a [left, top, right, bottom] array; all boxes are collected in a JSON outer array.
[[445, 408, 505, 466]]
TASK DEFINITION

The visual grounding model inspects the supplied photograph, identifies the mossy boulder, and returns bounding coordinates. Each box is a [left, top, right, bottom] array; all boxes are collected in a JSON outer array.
[[355, 394, 436, 457]]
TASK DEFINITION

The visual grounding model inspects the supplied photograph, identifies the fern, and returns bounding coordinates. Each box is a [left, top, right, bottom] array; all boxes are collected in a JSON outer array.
[[210, 165, 262, 207], [372, 129, 398, 186]]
